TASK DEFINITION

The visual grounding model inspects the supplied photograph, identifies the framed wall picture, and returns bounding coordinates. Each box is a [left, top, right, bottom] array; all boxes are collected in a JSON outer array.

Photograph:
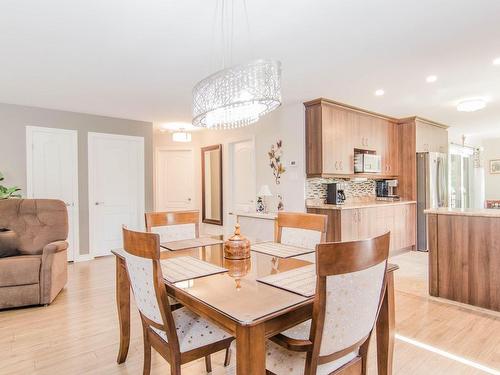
[[490, 159, 500, 174]]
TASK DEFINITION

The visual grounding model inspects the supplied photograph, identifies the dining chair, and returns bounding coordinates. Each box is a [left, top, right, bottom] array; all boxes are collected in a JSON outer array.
[[266, 232, 391, 375], [122, 227, 233, 375], [145, 210, 199, 243], [276, 211, 328, 249]]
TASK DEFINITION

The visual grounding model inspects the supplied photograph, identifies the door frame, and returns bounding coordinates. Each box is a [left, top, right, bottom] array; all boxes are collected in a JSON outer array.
[[154, 146, 196, 211], [26, 126, 80, 261], [88, 132, 145, 258]]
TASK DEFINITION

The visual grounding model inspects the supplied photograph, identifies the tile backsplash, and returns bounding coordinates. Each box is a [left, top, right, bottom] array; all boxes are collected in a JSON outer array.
[[305, 177, 376, 202]]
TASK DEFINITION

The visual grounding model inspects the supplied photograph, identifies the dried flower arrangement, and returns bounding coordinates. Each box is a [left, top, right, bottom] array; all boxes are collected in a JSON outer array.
[[268, 140, 285, 185]]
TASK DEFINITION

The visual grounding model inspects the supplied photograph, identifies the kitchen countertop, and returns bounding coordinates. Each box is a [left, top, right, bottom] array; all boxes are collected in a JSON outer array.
[[424, 207, 500, 218], [228, 211, 277, 220], [306, 200, 417, 210]]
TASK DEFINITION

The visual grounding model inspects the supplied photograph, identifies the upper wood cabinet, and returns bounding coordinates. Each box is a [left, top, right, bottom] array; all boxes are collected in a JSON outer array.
[[415, 119, 448, 153], [305, 98, 400, 178]]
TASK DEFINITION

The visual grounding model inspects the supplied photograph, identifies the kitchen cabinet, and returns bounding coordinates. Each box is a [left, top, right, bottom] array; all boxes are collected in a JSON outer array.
[[321, 105, 353, 175], [308, 202, 416, 253], [305, 98, 400, 178], [416, 120, 448, 153]]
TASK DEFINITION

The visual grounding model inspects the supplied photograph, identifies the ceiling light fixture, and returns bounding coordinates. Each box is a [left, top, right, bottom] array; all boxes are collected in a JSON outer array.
[[159, 122, 196, 132], [375, 89, 385, 96], [172, 131, 192, 142], [456, 98, 487, 112], [426, 75, 437, 83], [192, 0, 282, 130], [493, 57, 500, 66]]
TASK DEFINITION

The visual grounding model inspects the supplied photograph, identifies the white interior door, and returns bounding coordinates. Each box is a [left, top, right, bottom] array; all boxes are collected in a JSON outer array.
[[155, 148, 195, 211], [26, 126, 79, 261], [88, 133, 144, 257], [230, 139, 256, 212]]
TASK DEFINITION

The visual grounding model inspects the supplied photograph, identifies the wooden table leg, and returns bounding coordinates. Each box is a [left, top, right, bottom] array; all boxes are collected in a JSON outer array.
[[236, 324, 266, 375], [376, 271, 395, 375], [116, 257, 131, 364]]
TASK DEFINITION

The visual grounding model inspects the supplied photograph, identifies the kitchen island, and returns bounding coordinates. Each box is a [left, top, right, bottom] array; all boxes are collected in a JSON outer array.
[[426, 207, 500, 312]]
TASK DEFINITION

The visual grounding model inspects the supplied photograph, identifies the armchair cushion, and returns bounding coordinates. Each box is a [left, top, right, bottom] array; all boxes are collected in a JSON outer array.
[[0, 228, 19, 258], [0, 199, 68, 255], [0, 255, 41, 287]]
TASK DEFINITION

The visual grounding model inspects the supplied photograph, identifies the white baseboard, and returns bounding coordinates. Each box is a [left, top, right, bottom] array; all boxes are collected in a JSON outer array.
[[73, 254, 95, 262]]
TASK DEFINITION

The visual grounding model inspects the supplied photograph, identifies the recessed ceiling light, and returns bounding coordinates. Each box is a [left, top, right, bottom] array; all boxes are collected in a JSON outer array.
[[493, 57, 500, 66], [375, 89, 385, 96], [426, 75, 437, 83], [456, 98, 487, 112]]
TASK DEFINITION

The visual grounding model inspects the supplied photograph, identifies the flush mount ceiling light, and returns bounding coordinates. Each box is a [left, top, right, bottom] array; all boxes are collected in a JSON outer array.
[[159, 122, 197, 132], [374, 89, 385, 96], [192, 0, 282, 130], [172, 132, 192, 143], [493, 57, 500, 66], [456, 98, 487, 112], [426, 75, 438, 83]]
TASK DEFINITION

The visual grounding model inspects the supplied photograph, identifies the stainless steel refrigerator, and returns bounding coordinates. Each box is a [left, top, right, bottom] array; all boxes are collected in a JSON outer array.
[[417, 152, 448, 251]]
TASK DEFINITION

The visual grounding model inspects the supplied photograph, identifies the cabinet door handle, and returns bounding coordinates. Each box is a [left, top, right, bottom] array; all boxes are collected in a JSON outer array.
[[339, 161, 343, 170], [335, 161, 338, 170]]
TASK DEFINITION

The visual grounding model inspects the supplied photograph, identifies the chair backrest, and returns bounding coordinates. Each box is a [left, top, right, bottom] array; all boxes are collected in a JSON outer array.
[[309, 232, 390, 368], [0, 199, 68, 255], [276, 212, 328, 249], [144, 210, 199, 243], [122, 227, 181, 351]]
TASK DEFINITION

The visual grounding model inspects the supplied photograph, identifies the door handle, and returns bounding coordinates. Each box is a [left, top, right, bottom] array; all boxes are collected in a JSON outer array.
[[65, 202, 74, 207], [187, 198, 192, 202], [95, 201, 104, 206]]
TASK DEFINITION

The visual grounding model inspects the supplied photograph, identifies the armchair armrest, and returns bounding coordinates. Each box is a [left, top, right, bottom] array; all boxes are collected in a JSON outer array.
[[270, 334, 313, 352], [43, 240, 68, 255], [40, 240, 69, 304]]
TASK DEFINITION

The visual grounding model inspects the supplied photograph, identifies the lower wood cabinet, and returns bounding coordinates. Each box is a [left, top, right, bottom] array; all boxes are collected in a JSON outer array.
[[308, 203, 416, 252]]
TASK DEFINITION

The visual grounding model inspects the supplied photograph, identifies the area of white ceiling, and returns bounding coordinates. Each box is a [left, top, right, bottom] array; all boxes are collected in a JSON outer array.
[[0, 0, 499, 135]]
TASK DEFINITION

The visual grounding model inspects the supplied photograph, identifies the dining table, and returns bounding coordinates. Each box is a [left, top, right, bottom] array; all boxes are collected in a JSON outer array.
[[112, 239, 397, 375]]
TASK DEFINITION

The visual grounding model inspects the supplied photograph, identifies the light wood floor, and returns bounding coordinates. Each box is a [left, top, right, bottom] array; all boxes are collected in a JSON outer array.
[[1, 251, 500, 375]]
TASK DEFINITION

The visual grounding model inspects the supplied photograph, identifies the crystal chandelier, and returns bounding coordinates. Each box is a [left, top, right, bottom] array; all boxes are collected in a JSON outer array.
[[193, 59, 281, 129], [192, 1, 282, 130]]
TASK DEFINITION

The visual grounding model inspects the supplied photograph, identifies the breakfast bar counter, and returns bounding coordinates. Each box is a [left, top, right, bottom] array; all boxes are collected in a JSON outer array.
[[425, 208, 500, 311]]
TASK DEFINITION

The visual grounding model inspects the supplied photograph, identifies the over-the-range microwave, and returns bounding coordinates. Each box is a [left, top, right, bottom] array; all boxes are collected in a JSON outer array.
[[354, 153, 382, 173]]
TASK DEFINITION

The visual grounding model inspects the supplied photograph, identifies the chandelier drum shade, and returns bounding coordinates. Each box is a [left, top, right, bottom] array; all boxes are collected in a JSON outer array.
[[192, 59, 282, 129]]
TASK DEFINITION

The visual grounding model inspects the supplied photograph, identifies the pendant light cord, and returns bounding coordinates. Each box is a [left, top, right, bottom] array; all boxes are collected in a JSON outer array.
[[210, 0, 251, 70]]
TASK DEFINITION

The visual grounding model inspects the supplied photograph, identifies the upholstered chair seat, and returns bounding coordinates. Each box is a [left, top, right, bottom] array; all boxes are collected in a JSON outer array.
[[122, 227, 233, 375], [268, 233, 390, 375], [265, 341, 357, 375], [151, 307, 231, 353]]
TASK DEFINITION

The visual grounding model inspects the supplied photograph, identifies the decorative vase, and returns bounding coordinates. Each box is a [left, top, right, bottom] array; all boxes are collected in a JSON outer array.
[[223, 257, 252, 291], [256, 197, 265, 213], [224, 224, 251, 260]]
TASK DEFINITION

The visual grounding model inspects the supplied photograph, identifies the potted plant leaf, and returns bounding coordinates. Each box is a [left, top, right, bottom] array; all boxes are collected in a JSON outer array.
[[0, 172, 21, 199]]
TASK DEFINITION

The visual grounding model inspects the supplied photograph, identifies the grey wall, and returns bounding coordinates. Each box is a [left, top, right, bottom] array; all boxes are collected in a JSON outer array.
[[0, 102, 153, 256]]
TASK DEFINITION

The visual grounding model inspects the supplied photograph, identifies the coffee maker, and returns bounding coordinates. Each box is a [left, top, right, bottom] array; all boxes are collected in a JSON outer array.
[[376, 179, 399, 200], [326, 182, 347, 205]]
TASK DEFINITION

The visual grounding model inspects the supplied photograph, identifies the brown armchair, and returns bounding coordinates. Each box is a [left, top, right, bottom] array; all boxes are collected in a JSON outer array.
[[0, 199, 68, 309]]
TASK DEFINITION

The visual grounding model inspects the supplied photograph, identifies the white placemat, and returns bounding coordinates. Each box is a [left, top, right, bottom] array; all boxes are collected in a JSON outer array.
[[161, 256, 227, 283], [250, 242, 315, 259], [257, 264, 316, 297], [160, 237, 223, 251]]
